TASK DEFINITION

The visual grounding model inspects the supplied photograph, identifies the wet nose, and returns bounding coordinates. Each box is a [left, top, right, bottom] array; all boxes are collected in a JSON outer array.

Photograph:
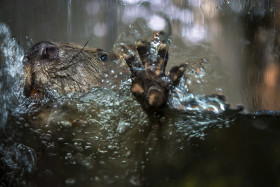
[[26, 41, 59, 60]]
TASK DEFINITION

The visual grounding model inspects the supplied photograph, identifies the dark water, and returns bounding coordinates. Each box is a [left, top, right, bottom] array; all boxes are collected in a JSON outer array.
[[1, 0, 280, 186]]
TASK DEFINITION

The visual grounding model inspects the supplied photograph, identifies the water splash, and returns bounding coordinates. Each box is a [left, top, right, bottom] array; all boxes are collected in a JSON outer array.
[[0, 23, 25, 128], [169, 65, 229, 114], [0, 15, 243, 186], [0, 143, 37, 185]]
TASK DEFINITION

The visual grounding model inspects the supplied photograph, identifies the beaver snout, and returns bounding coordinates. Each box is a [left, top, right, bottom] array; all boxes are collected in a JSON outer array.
[[26, 41, 59, 61]]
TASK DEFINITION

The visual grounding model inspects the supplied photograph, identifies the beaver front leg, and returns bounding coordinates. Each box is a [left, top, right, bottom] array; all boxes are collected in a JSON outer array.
[[125, 33, 187, 111]]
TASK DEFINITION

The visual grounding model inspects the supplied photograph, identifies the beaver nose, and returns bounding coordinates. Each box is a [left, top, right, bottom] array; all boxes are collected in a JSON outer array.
[[26, 41, 59, 60]]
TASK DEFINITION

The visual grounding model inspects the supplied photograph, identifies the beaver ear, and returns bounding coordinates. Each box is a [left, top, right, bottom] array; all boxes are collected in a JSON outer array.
[[40, 45, 59, 60]]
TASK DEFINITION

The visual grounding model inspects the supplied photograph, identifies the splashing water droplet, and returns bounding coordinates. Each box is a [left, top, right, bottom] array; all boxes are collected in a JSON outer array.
[[0, 23, 24, 128], [65, 178, 76, 185]]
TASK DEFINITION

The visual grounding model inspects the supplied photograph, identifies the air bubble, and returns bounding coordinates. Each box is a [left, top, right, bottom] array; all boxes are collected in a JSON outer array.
[[65, 178, 76, 185], [59, 121, 72, 128], [65, 153, 72, 160]]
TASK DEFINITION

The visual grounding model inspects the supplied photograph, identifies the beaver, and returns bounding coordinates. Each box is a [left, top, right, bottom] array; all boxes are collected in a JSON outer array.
[[23, 41, 129, 95], [23, 33, 187, 109]]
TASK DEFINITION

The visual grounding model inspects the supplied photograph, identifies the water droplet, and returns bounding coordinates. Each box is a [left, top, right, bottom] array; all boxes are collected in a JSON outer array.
[[98, 148, 108, 153], [85, 146, 92, 149], [65, 153, 72, 160], [116, 121, 131, 134], [65, 178, 76, 185], [125, 151, 131, 158], [94, 176, 101, 182], [59, 121, 72, 128]]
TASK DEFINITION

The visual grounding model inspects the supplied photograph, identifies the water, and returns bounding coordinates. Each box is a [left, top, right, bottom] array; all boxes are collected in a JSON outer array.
[[0, 23, 25, 128], [1, 0, 280, 186], [67, 0, 72, 40]]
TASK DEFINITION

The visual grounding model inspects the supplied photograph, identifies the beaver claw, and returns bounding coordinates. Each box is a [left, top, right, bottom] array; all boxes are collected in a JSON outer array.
[[125, 33, 187, 110]]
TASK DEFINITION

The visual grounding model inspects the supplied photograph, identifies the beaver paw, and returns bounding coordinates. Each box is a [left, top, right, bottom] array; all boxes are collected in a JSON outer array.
[[125, 34, 187, 110]]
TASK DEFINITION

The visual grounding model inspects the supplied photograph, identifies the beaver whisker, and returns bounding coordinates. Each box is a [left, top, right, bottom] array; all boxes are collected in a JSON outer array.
[[86, 56, 100, 75], [59, 40, 90, 71], [70, 40, 89, 63], [57, 40, 89, 70], [65, 75, 84, 92]]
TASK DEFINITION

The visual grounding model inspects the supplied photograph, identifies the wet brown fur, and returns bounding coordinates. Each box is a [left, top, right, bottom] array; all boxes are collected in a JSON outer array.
[[24, 41, 129, 96]]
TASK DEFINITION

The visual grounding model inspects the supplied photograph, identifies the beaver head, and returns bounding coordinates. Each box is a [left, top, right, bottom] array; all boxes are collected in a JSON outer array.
[[23, 41, 129, 97]]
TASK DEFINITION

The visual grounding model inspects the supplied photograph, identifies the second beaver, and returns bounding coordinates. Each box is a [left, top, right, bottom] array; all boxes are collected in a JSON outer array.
[[23, 33, 187, 109]]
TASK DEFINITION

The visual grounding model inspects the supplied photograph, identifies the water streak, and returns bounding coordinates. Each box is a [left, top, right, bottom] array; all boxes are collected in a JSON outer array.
[[67, 0, 72, 40]]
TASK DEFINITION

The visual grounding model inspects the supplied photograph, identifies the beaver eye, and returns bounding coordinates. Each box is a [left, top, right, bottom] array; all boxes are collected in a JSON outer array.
[[100, 54, 108, 61]]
